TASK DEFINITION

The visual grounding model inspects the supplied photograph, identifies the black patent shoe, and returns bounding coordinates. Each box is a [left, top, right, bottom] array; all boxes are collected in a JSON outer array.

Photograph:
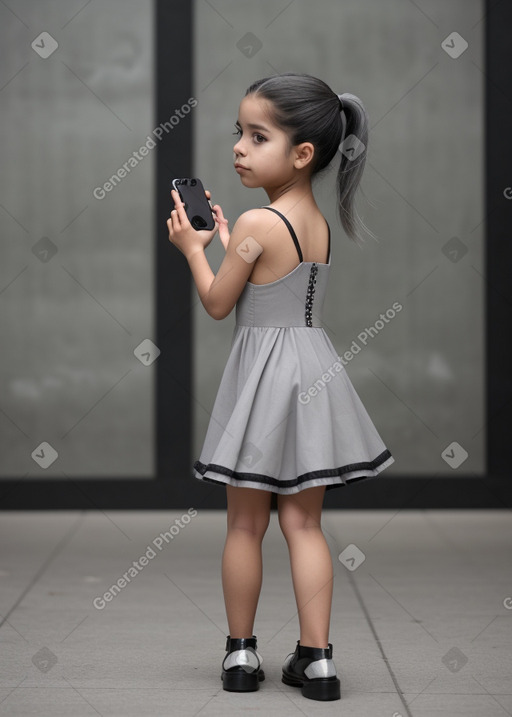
[[221, 635, 265, 692], [282, 640, 341, 701]]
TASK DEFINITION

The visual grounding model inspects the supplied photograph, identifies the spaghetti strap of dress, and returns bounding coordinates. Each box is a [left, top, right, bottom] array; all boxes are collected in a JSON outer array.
[[261, 206, 331, 265], [261, 206, 304, 263]]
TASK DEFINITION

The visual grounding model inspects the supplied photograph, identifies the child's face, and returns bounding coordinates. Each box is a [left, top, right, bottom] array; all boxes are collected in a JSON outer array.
[[233, 94, 297, 190]]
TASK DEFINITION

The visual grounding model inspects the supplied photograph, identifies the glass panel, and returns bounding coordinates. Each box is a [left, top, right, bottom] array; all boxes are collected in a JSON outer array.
[[192, 0, 484, 476], [0, 0, 154, 478]]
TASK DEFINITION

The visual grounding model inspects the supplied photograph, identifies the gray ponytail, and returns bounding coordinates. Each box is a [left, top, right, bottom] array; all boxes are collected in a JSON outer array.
[[336, 92, 375, 243]]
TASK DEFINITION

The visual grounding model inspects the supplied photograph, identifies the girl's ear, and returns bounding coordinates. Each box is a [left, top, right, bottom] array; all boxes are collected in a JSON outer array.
[[294, 142, 315, 170]]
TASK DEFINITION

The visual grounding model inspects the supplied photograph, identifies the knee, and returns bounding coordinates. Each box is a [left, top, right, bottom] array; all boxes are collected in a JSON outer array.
[[277, 488, 325, 539], [227, 514, 270, 540], [278, 508, 321, 539]]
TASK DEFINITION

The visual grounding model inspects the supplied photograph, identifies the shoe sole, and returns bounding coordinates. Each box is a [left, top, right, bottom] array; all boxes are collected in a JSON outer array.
[[222, 668, 265, 692], [282, 670, 341, 701]]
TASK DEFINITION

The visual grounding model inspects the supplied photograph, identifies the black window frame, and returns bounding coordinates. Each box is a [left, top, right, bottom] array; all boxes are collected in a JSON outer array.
[[1, 0, 510, 510]]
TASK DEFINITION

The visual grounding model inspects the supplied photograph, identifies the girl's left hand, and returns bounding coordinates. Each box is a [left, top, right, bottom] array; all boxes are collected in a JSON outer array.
[[167, 188, 219, 259]]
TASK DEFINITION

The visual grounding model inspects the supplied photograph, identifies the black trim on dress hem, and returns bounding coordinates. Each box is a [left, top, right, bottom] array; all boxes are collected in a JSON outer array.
[[195, 471, 379, 493], [193, 449, 393, 492]]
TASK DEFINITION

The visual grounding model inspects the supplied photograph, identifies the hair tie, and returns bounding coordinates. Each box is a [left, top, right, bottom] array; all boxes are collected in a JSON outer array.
[[337, 93, 348, 144]]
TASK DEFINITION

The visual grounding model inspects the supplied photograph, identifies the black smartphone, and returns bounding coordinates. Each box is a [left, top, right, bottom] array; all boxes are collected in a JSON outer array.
[[171, 178, 216, 231]]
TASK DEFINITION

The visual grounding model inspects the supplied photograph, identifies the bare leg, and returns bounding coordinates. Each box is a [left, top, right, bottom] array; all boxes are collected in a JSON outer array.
[[222, 485, 272, 638], [278, 486, 332, 648]]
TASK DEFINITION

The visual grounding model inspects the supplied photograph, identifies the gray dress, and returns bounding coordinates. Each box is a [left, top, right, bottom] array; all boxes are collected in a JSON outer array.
[[193, 207, 395, 494]]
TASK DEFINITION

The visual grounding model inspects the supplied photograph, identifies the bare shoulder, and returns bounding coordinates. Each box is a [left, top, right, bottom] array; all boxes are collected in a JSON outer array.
[[231, 207, 276, 233], [227, 209, 277, 257]]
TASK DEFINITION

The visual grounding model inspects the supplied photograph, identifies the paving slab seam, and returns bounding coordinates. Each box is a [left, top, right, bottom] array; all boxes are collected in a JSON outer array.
[[348, 569, 414, 717], [0, 511, 86, 631]]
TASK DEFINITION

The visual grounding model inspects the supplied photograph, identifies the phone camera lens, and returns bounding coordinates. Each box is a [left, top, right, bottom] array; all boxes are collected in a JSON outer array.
[[192, 215, 207, 229], [191, 179, 196, 186]]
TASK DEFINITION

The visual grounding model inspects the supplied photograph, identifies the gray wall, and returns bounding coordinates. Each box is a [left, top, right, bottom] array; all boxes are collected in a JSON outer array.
[[192, 0, 484, 476]]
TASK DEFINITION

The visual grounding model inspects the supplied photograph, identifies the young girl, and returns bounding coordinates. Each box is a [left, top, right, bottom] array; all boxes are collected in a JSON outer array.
[[167, 73, 394, 702]]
